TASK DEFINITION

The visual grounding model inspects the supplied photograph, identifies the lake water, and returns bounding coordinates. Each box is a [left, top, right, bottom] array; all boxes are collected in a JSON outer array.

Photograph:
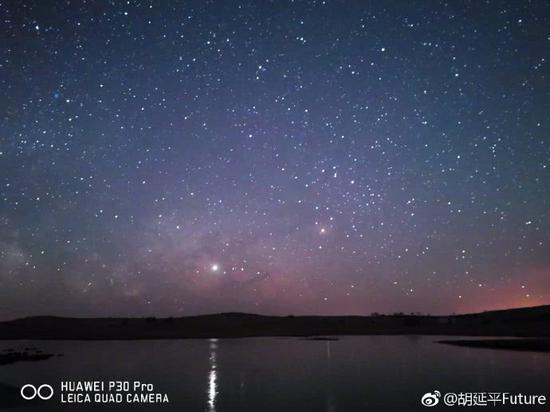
[[1, 336, 549, 411]]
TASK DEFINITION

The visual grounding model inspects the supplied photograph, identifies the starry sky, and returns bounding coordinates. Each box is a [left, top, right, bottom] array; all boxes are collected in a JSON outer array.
[[1, 0, 549, 319]]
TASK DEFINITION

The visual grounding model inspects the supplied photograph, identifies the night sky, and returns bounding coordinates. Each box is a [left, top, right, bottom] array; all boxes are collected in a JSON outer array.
[[1, 0, 549, 319]]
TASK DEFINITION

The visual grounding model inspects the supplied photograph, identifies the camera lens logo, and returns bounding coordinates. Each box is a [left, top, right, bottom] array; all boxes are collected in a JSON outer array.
[[20, 384, 54, 401], [421, 391, 441, 407]]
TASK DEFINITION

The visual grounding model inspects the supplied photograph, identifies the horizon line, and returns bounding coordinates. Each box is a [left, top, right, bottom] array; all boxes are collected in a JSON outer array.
[[3, 303, 549, 322]]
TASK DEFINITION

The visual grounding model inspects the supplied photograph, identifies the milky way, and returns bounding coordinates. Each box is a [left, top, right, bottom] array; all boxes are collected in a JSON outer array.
[[1, 1, 549, 319]]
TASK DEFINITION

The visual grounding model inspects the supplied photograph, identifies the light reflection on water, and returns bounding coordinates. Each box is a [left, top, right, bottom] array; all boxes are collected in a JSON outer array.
[[207, 338, 218, 412]]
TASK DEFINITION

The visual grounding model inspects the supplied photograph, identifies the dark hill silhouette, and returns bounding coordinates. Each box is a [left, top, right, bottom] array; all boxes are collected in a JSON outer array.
[[1, 305, 549, 340]]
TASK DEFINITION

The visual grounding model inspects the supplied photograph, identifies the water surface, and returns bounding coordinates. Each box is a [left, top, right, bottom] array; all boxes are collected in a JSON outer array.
[[0, 336, 549, 411]]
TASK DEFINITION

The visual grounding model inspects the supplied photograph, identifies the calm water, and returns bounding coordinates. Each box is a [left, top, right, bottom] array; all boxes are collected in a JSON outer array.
[[1, 336, 549, 411]]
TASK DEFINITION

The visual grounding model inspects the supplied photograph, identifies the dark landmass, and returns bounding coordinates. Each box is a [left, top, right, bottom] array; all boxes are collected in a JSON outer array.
[[0, 349, 56, 366], [301, 337, 340, 341], [437, 338, 550, 352], [0, 305, 549, 340]]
